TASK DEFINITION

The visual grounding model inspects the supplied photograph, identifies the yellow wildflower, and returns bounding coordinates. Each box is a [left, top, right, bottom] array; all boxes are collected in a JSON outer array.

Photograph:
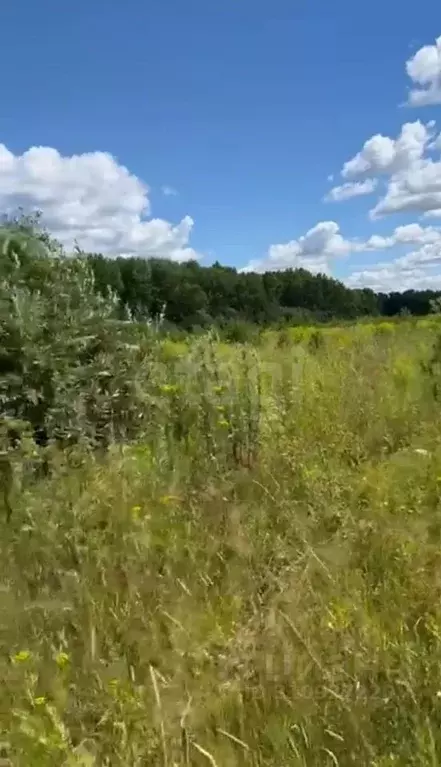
[[159, 494, 180, 505], [159, 383, 179, 395], [12, 650, 31, 664], [131, 505, 142, 520], [55, 652, 70, 669]]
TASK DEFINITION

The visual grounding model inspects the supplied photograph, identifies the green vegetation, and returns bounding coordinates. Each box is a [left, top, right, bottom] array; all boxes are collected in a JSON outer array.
[[87, 244, 439, 333], [4, 218, 441, 764]]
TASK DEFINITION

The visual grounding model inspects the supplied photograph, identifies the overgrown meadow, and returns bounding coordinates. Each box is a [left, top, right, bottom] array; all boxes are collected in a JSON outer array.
[[3, 224, 441, 765]]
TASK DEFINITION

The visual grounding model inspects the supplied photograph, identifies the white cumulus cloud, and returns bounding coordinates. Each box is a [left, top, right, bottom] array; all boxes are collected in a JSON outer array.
[[363, 222, 441, 250], [423, 208, 441, 218], [346, 262, 441, 292], [257, 36, 441, 290], [325, 178, 378, 202], [342, 121, 433, 179], [329, 120, 441, 219], [243, 218, 441, 292], [406, 36, 441, 107], [242, 221, 358, 274], [346, 226, 441, 291], [346, 254, 441, 292], [0, 143, 199, 261], [370, 156, 441, 218]]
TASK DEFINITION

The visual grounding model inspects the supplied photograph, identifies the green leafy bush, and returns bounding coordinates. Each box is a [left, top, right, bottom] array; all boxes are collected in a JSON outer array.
[[0, 217, 155, 456]]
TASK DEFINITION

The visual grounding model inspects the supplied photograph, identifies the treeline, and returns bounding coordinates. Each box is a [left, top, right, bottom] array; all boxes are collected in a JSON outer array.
[[87, 253, 440, 331], [1, 213, 439, 334]]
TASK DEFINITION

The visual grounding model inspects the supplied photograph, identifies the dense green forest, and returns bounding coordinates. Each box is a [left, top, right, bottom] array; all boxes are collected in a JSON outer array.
[[2, 214, 440, 335], [87, 253, 441, 330]]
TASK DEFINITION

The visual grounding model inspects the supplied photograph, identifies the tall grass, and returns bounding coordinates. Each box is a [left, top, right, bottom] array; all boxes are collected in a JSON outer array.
[[2, 321, 441, 765]]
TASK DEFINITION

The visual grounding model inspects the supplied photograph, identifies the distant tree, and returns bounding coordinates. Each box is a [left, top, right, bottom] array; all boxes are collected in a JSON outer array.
[[3, 210, 441, 341]]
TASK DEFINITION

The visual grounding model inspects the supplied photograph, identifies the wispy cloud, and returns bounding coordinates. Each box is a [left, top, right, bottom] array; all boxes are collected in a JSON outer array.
[[161, 185, 178, 197]]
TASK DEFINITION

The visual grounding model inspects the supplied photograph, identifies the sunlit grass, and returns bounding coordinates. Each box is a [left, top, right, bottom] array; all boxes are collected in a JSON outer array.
[[2, 320, 441, 764]]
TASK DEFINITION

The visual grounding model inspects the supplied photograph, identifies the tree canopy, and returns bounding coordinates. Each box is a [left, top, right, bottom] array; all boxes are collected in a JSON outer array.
[[86, 252, 440, 331], [1, 214, 440, 337]]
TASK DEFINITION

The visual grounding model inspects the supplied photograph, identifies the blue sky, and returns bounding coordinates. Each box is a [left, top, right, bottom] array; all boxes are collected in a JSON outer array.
[[1, 0, 441, 291]]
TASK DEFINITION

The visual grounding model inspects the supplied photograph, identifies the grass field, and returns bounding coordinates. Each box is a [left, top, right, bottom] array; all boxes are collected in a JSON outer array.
[[3, 318, 441, 765]]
